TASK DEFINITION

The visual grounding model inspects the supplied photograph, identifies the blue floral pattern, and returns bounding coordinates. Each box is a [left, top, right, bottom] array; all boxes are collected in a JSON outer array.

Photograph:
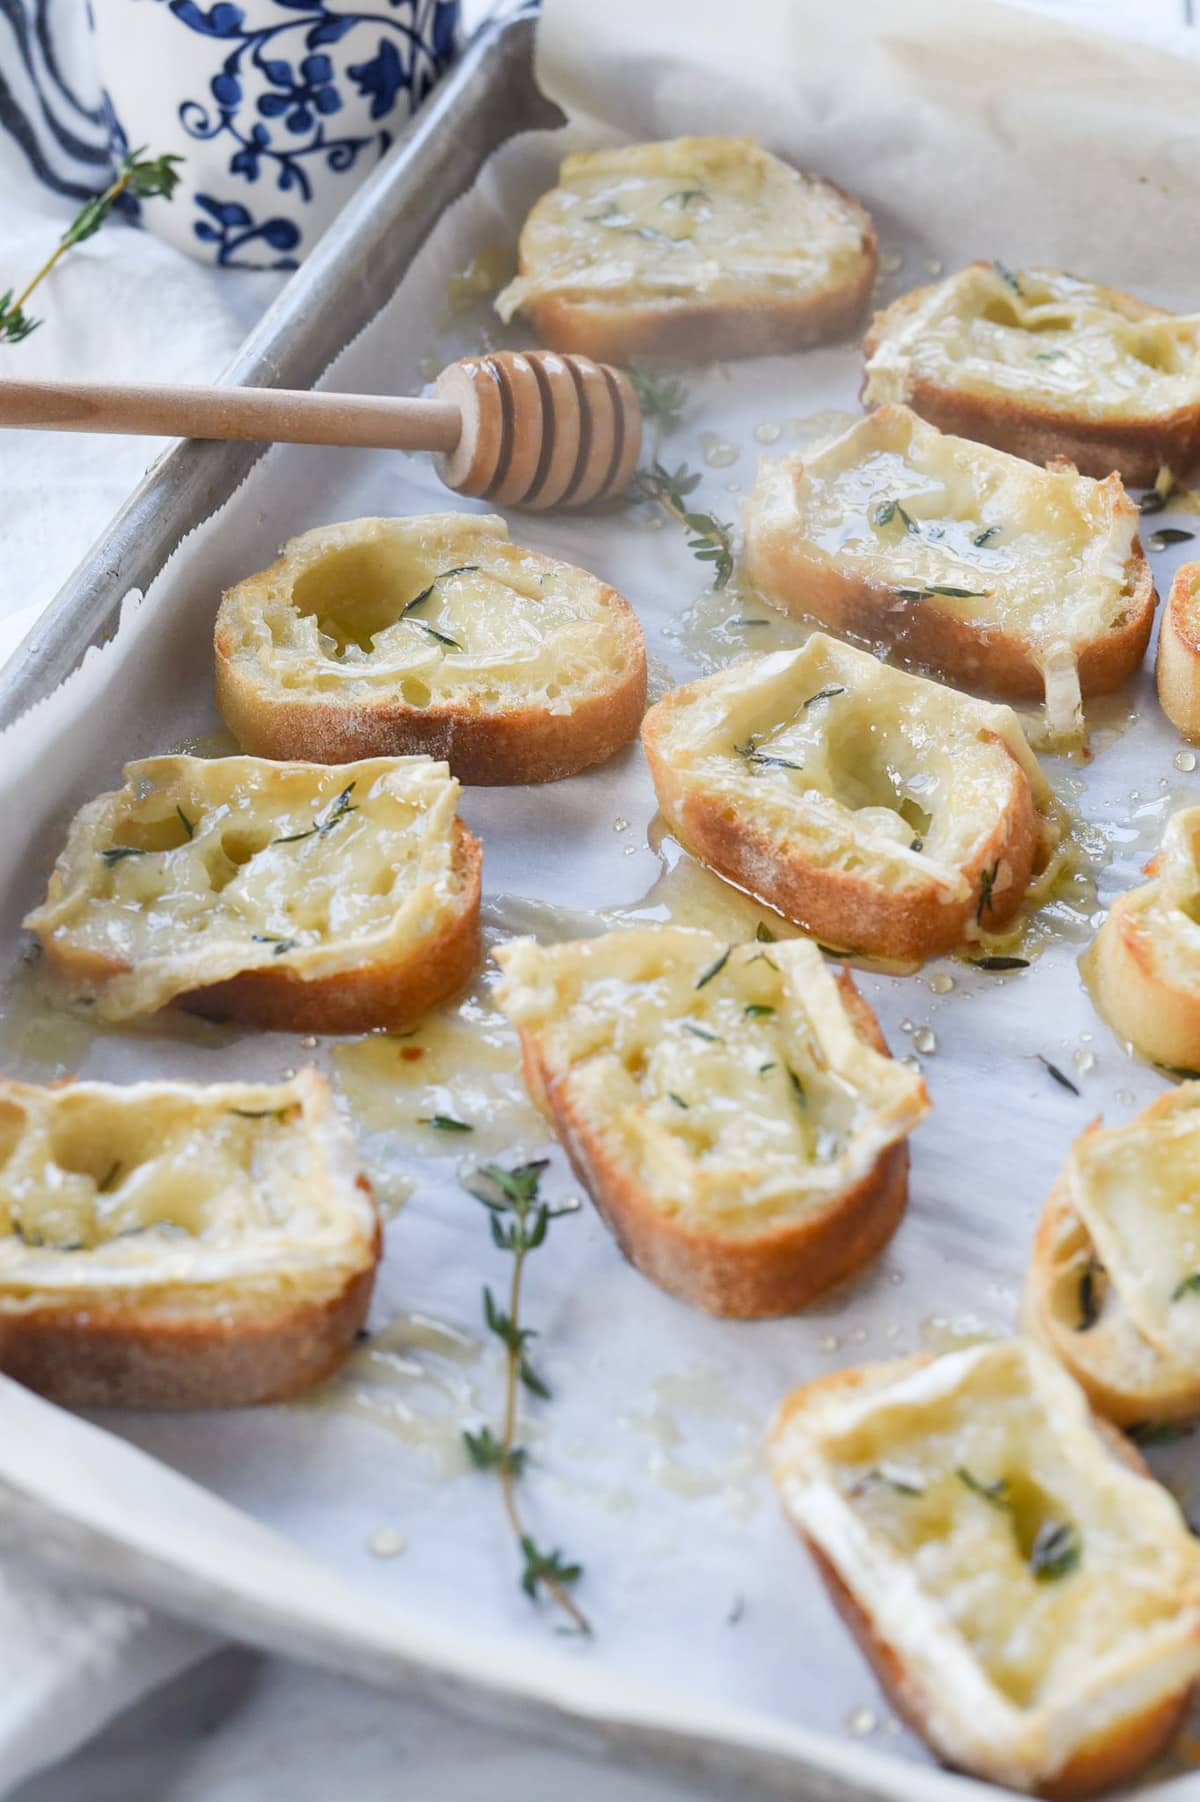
[[143, 0, 457, 267]]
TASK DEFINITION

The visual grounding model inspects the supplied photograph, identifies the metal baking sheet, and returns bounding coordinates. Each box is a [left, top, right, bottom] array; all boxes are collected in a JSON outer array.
[[4, 5, 1200, 1800]]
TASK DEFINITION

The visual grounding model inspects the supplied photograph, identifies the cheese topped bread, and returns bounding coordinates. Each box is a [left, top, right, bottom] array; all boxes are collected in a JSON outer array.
[[641, 634, 1059, 964], [494, 926, 929, 1317], [0, 1068, 380, 1408], [742, 404, 1156, 725], [1025, 1087, 1200, 1427], [214, 514, 647, 784], [1084, 807, 1200, 1071], [495, 137, 877, 364], [1157, 560, 1200, 741], [24, 754, 481, 1032], [864, 262, 1200, 485], [769, 1339, 1200, 1796]]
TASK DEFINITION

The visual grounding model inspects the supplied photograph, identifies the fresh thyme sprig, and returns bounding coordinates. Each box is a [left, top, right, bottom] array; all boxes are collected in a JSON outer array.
[[462, 1158, 589, 1635], [631, 460, 734, 588], [271, 781, 357, 846], [1, 147, 182, 346]]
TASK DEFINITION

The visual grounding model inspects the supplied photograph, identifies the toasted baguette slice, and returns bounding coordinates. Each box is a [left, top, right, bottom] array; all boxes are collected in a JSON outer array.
[[640, 634, 1059, 964], [863, 262, 1200, 486], [0, 1068, 380, 1408], [23, 754, 480, 1032], [1083, 807, 1200, 1071], [742, 404, 1156, 721], [1023, 1089, 1200, 1428], [214, 514, 647, 784], [493, 927, 928, 1318], [494, 137, 877, 364], [768, 1339, 1200, 1797], [1157, 560, 1200, 740]]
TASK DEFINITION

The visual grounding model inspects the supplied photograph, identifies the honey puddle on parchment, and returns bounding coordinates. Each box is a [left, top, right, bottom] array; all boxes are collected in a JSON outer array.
[[298, 1309, 483, 1478]]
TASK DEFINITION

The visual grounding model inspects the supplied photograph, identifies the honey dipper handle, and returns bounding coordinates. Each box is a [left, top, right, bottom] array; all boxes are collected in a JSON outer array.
[[0, 377, 463, 453]]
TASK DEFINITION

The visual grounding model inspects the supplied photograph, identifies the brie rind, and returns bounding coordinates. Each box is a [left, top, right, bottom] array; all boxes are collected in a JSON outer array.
[[744, 405, 1139, 677], [642, 634, 1057, 907], [770, 1339, 1200, 1787], [496, 137, 870, 319], [493, 926, 928, 1230], [24, 754, 465, 1019], [1068, 1085, 1200, 1363], [216, 514, 635, 716], [865, 263, 1200, 424], [0, 1068, 376, 1309]]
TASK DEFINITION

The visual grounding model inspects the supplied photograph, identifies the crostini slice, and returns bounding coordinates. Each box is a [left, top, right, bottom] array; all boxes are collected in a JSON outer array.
[[1157, 560, 1200, 741], [24, 754, 481, 1032], [214, 513, 647, 783], [742, 404, 1156, 725], [493, 926, 929, 1318], [640, 634, 1060, 964], [495, 136, 877, 364], [768, 1338, 1200, 1798], [1024, 1086, 1200, 1427], [1083, 807, 1200, 1071], [0, 1068, 380, 1408], [863, 261, 1200, 486]]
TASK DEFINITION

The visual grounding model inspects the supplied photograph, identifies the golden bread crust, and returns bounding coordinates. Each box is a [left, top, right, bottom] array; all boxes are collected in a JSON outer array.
[[1157, 561, 1200, 741]]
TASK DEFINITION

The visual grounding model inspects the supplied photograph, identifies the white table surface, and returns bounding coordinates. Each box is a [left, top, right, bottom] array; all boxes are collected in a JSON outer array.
[[4, 1, 1199, 1797]]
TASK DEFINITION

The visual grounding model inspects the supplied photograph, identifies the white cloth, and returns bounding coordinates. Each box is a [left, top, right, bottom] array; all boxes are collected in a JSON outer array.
[[0, 2, 1197, 1800]]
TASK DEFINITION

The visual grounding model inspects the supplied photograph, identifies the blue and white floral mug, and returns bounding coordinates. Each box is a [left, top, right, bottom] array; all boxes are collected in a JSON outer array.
[[90, 0, 460, 268]]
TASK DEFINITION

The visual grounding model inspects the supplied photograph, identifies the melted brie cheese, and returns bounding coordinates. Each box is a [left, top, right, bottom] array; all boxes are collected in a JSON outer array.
[[1069, 1084, 1200, 1363], [496, 137, 871, 319], [645, 634, 1058, 906], [24, 754, 465, 1019], [745, 405, 1140, 667], [865, 263, 1200, 423], [0, 1068, 375, 1308], [218, 514, 633, 715], [771, 1341, 1200, 1779], [494, 927, 928, 1229]]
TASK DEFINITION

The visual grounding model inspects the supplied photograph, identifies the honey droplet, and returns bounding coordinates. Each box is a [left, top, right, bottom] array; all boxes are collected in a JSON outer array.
[[367, 1527, 407, 1559], [819, 1334, 840, 1352], [912, 1026, 938, 1055], [899, 1018, 914, 1034], [613, 817, 629, 833], [1175, 750, 1197, 773], [699, 431, 739, 469], [753, 422, 783, 445], [1072, 1048, 1096, 1073], [928, 973, 954, 995], [299, 1035, 317, 1049], [846, 1706, 878, 1737]]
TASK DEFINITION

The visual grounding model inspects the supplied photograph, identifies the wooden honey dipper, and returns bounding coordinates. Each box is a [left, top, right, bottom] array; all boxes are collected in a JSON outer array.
[[0, 350, 643, 511]]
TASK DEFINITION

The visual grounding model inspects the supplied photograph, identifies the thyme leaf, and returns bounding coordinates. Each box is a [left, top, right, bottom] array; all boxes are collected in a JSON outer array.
[[973, 525, 1001, 547], [992, 258, 1022, 295], [896, 584, 990, 602], [1029, 1519, 1081, 1581], [803, 686, 846, 707], [251, 934, 296, 956], [755, 923, 777, 943], [629, 366, 688, 431], [1076, 1260, 1100, 1332], [401, 565, 480, 615], [415, 621, 464, 650], [744, 1003, 775, 1018], [735, 736, 803, 772], [1172, 1271, 1200, 1301], [1128, 1419, 1194, 1446], [788, 1068, 807, 1108], [684, 1023, 722, 1043], [419, 1114, 474, 1133], [976, 860, 999, 924], [272, 781, 357, 846], [661, 188, 707, 209], [957, 1467, 1011, 1509], [1037, 1054, 1080, 1096], [1148, 528, 1195, 550], [175, 805, 195, 840], [100, 845, 147, 866], [667, 1091, 689, 1109], [695, 946, 731, 989], [971, 955, 1029, 971]]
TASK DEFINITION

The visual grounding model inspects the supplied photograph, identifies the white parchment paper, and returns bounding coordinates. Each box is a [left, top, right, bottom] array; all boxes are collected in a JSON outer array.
[[4, 2, 1200, 1794]]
